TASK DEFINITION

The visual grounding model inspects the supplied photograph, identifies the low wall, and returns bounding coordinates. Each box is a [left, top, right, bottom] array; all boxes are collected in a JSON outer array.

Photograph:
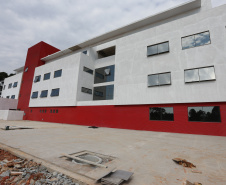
[[0, 98, 18, 110], [0, 110, 24, 120]]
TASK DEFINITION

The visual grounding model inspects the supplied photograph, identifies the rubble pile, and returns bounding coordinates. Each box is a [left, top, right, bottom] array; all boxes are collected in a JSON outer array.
[[0, 149, 80, 185]]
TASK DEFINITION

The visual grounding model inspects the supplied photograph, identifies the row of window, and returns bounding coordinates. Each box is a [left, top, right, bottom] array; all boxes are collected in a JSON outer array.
[[36, 109, 59, 113], [147, 31, 211, 56], [31, 88, 60, 99], [148, 66, 215, 87], [6, 95, 15, 99], [34, 69, 62, 83], [149, 106, 221, 122], [6, 82, 18, 89]]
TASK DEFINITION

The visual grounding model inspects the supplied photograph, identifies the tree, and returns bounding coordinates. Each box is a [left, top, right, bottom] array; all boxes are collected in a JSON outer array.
[[0, 72, 8, 81]]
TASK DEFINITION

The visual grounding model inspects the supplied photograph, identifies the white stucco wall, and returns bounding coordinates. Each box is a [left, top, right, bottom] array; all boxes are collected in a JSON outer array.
[[1, 72, 23, 99], [29, 53, 81, 107], [0, 110, 23, 120], [0, 98, 18, 110]]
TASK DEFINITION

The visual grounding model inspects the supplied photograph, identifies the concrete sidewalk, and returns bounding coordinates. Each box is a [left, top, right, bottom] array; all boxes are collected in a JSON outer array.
[[0, 120, 226, 185]]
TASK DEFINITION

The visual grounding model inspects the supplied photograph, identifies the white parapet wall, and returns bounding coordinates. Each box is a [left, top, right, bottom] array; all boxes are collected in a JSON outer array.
[[0, 98, 18, 110], [0, 110, 24, 120]]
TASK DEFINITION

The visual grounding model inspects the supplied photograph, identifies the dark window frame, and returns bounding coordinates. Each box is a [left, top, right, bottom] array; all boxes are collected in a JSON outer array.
[[81, 87, 92, 95], [184, 66, 216, 83], [147, 41, 169, 57], [44, 72, 51, 80], [40, 90, 48, 98], [187, 106, 221, 123], [83, 66, 93, 75], [181, 31, 211, 50], [149, 107, 174, 121], [34, 75, 41, 83], [31, 91, 38, 99], [54, 69, 62, 78], [148, 72, 171, 87], [50, 88, 60, 97]]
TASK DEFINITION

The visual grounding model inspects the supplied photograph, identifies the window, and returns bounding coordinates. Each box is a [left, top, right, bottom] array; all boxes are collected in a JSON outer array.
[[148, 72, 171, 87], [182, 31, 210, 50], [149, 107, 174, 121], [13, 82, 18, 88], [147, 41, 169, 56], [34, 75, 41, 83], [97, 46, 115, 59], [3, 85, 5, 90], [94, 65, 115, 84], [50, 88, 60, 97], [8, 83, 12, 89], [56, 110, 58, 113], [81, 87, 92, 94], [188, 106, 221, 122], [31, 92, 38, 99], [54, 69, 62, 78], [44, 73, 51, 80], [82, 50, 87, 55], [50, 109, 52, 113], [53, 109, 55, 113], [40, 90, 48, 98], [83, 67, 93, 75], [93, 85, 114, 100], [6, 96, 10, 99], [11, 95, 15, 99], [184, 66, 215, 83]]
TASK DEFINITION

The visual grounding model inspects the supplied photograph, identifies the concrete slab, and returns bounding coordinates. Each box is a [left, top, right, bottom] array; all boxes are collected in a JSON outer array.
[[0, 119, 226, 184]]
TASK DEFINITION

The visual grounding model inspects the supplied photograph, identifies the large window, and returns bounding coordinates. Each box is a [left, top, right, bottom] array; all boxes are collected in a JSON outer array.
[[149, 107, 174, 121], [34, 75, 41, 83], [40, 90, 48, 98], [50, 88, 60, 97], [188, 106, 221, 122], [147, 41, 169, 56], [93, 85, 114, 100], [184, 66, 215, 83], [83, 67, 93, 75], [44, 73, 51, 80], [8, 83, 12, 89], [94, 65, 115, 84], [148, 72, 171, 87], [97, 46, 115, 59], [81, 87, 92, 94], [31, 92, 38, 99], [11, 95, 15, 99], [54, 69, 62, 78], [182, 31, 210, 50], [13, 82, 18, 88]]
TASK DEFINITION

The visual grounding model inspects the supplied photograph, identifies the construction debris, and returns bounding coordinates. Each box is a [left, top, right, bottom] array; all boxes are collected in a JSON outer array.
[[3, 126, 34, 130], [172, 158, 196, 168], [100, 170, 133, 185], [0, 149, 80, 185], [185, 180, 202, 185], [191, 169, 202, 174]]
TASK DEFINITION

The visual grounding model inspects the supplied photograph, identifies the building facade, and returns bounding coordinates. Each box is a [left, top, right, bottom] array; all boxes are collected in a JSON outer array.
[[5, 0, 226, 136]]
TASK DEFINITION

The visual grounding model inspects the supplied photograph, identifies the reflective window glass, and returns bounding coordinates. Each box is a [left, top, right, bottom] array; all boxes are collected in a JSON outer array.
[[195, 31, 210, 47], [182, 35, 195, 50], [148, 74, 158, 87], [8, 83, 12, 89], [147, 42, 169, 56], [150, 107, 174, 121], [81, 87, 92, 94], [147, 45, 158, 56], [54, 69, 62, 78], [34, 75, 41, 83], [199, 67, 215, 81], [83, 67, 93, 75], [159, 73, 171, 85], [158, 42, 169, 54], [184, 69, 199, 83], [161, 107, 174, 121], [94, 65, 115, 84], [50, 88, 60, 97], [13, 82, 18, 88], [40, 90, 48, 98], [44, 73, 51, 80], [11, 95, 15, 99], [31, 91, 38, 99], [93, 85, 114, 100]]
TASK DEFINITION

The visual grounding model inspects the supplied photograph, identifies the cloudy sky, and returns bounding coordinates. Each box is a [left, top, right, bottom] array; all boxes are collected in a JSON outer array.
[[0, 0, 225, 74]]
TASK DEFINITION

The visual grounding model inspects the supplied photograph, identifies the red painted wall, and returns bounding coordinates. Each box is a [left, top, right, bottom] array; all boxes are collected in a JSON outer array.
[[17, 42, 60, 114], [25, 102, 226, 136]]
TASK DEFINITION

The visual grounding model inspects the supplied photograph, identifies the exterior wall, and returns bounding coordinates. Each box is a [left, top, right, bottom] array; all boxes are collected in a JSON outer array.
[[25, 102, 226, 136], [1, 72, 23, 99], [29, 52, 80, 107], [0, 110, 23, 120], [0, 98, 18, 110]]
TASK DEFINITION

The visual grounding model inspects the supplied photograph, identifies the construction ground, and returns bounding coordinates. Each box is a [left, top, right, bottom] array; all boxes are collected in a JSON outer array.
[[0, 119, 226, 185]]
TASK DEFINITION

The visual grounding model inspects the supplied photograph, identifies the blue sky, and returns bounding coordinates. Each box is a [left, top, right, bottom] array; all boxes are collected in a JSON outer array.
[[0, 0, 225, 74]]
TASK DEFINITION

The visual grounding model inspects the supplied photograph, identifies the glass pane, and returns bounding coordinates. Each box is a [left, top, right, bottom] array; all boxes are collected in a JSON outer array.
[[54, 69, 62, 78], [11, 95, 15, 99], [81, 87, 92, 94], [161, 107, 174, 121], [203, 106, 221, 122], [184, 69, 199, 82], [94, 65, 115, 84], [195, 31, 210, 47], [199, 67, 215, 81], [51, 89, 60, 97], [148, 74, 158, 87], [8, 83, 12, 88], [158, 42, 169, 54], [34, 75, 41, 82], [182, 35, 195, 50], [188, 107, 203, 121], [44, 73, 50, 80], [31, 92, 38, 99], [83, 67, 93, 75], [40, 90, 48, 98], [149, 107, 162, 120], [13, 82, 18, 87], [147, 45, 158, 56], [159, 73, 171, 85], [93, 85, 114, 100]]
